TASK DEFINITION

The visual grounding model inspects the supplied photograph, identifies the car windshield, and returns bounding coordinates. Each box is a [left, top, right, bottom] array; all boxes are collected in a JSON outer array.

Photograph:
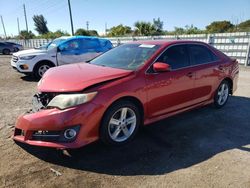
[[90, 43, 160, 70], [46, 38, 67, 50]]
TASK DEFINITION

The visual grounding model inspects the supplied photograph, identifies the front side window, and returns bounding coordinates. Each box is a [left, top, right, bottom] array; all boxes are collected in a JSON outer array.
[[156, 45, 190, 70], [47, 38, 66, 50], [188, 44, 218, 65], [59, 39, 81, 52]]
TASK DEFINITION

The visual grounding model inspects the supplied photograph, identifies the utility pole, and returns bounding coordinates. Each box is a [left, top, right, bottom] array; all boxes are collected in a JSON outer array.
[[0, 15, 7, 39], [86, 21, 89, 31], [105, 22, 107, 36], [23, 4, 28, 32], [17, 17, 20, 35], [67, 0, 74, 35]]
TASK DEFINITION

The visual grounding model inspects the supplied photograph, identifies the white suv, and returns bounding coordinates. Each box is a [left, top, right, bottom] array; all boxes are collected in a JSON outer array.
[[11, 36, 113, 78]]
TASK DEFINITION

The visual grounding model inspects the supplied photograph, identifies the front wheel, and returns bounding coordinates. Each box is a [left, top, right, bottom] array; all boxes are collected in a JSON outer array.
[[100, 100, 141, 146], [34, 63, 52, 79], [214, 80, 230, 108]]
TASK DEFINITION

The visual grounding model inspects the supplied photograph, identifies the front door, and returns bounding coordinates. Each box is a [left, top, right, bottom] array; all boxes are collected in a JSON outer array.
[[146, 44, 196, 118], [57, 38, 101, 65]]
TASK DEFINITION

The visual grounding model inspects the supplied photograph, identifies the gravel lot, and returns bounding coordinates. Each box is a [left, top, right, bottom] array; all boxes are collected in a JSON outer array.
[[0, 54, 250, 188]]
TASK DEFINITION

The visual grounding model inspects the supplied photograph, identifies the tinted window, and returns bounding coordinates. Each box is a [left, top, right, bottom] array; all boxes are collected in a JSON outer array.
[[59, 39, 81, 51], [83, 39, 100, 49], [188, 44, 218, 65], [156, 45, 189, 69]]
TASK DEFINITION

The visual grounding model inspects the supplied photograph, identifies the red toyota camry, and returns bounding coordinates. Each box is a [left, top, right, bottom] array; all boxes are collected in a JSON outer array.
[[13, 40, 239, 149]]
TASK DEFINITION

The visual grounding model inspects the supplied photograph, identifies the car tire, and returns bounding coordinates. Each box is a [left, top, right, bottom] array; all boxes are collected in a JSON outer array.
[[100, 100, 141, 146], [2, 49, 10, 55], [34, 62, 52, 79], [214, 80, 230, 108]]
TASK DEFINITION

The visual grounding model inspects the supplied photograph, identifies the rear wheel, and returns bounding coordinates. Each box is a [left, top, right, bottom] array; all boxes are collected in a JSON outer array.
[[214, 80, 230, 108], [2, 49, 10, 55], [34, 62, 52, 79], [100, 100, 141, 145]]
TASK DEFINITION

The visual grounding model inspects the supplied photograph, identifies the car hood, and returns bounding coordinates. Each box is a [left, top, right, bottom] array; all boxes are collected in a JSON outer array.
[[14, 48, 47, 56], [38, 63, 133, 92]]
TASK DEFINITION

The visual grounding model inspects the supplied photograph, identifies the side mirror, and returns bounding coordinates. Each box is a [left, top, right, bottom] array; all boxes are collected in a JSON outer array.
[[153, 62, 171, 72]]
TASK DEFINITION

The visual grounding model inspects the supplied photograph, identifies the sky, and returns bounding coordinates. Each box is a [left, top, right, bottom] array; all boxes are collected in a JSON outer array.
[[0, 0, 250, 37]]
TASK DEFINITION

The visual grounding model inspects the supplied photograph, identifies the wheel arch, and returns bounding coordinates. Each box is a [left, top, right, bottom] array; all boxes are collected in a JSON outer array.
[[222, 77, 233, 94], [33, 60, 56, 72], [2, 48, 11, 54], [103, 96, 145, 125]]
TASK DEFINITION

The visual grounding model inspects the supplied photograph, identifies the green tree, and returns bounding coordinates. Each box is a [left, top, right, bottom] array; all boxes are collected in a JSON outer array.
[[206, 21, 234, 33], [40, 30, 70, 39], [87, 30, 99, 36], [107, 24, 132, 37], [173, 27, 185, 35], [134, 21, 156, 36], [75, 28, 99, 36], [19, 30, 35, 39], [152, 17, 164, 35], [237, 20, 250, 32], [33, 15, 49, 35], [185, 25, 204, 34]]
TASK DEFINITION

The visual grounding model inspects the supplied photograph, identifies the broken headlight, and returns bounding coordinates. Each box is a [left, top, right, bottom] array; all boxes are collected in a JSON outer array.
[[47, 92, 97, 110]]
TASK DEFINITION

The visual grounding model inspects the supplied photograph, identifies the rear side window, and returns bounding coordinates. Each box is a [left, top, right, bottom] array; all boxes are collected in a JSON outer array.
[[188, 44, 219, 65], [83, 39, 100, 50], [156, 45, 190, 70]]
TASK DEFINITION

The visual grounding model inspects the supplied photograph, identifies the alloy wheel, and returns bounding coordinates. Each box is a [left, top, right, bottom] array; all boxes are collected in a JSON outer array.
[[108, 107, 137, 142], [38, 64, 50, 77], [217, 82, 229, 106]]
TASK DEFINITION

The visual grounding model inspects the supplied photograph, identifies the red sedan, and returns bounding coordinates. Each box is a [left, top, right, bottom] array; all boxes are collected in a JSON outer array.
[[13, 40, 239, 149]]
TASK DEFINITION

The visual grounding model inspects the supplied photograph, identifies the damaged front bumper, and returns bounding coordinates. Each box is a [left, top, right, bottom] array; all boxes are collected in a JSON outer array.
[[13, 102, 102, 149]]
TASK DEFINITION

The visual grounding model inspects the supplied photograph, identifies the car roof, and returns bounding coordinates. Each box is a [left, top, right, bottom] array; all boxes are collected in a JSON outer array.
[[57, 36, 110, 45], [59, 35, 108, 40], [128, 40, 208, 47]]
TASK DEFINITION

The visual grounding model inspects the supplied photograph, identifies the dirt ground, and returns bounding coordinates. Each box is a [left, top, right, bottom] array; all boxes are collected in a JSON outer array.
[[0, 54, 250, 188]]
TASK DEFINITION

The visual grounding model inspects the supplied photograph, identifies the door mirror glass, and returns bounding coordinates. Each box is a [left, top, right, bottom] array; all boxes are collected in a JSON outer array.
[[153, 62, 171, 72]]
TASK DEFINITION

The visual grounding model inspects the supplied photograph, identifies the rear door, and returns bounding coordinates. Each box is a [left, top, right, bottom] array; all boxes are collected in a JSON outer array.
[[145, 44, 196, 118], [187, 44, 220, 103], [80, 38, 103, 61]]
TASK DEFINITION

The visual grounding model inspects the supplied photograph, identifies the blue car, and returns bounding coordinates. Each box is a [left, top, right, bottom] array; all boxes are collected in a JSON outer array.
[[11, 36, 113, 78]]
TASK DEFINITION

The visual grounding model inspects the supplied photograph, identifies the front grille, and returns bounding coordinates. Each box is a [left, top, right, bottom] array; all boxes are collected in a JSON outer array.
[[12, 55, 18, 63], [32, 130, 61, 142]]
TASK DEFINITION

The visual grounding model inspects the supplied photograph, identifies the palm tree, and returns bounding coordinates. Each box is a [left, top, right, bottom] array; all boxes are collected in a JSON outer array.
[[134, 21, 156, 36]]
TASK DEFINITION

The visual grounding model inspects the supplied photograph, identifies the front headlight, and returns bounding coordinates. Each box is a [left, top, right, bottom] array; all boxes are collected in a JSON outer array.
[[47, 92, 97, 110], [20, 55, 36, 60]]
